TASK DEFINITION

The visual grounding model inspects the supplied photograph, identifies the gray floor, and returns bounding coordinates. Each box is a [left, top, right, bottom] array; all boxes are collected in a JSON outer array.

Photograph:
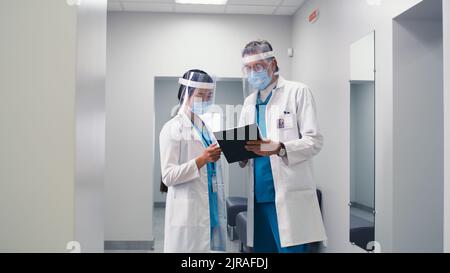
[[105, 206, 367, 253], [150, 206, 241, 253], [350, 207, 374, 229]]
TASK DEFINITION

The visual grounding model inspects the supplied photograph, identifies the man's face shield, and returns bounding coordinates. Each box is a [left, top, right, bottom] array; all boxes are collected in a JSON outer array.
[[243, 60, 274, 76], [242, 51, 278, 98]]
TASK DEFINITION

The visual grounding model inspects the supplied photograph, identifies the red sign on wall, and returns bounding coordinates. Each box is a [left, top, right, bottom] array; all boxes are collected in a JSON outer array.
[[309, 9, 320, 23]]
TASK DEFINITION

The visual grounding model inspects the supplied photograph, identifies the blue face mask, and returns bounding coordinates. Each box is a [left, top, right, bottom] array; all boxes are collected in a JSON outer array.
[[191, 101, 213, 115], [248, 69, 272, 91]]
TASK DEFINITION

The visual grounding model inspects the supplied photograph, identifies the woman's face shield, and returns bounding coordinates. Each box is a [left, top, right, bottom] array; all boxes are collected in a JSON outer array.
[[178, 72, 216, 117]]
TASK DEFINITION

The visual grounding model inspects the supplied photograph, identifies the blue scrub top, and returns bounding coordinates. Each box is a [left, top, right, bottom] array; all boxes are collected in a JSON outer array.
[[192, 122, 219, 228], [254, 91, 276, 203]]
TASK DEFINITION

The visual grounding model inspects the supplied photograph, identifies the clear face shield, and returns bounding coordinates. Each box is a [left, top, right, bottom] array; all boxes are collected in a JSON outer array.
[[178, 71, 216, 118], [242, 51, 279, 98]]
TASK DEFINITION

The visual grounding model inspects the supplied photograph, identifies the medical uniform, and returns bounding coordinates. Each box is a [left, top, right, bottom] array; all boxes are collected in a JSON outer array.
[[253, 84, 308, 253], [161, 70, 228, 252], [161, 112, 228, 253], [193, 122, 226, 251]]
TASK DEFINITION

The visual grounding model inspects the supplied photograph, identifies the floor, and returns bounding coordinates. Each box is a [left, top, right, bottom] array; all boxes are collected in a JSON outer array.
[[350, 207, 374, 229], [149, 206, 241, 253], [150, 206, 165, 253], [107, 206, 340, 253]]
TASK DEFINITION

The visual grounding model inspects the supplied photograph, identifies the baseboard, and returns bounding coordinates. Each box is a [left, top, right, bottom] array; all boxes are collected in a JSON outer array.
[[104, 240, 154, 251], [154, 202, 166, 208]]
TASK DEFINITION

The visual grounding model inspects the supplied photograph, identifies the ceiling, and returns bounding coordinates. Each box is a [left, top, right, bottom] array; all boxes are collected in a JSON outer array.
[[108, 0, 306, 16]]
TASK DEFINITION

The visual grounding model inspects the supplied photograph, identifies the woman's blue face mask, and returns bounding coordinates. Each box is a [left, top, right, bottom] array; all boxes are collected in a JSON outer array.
[[191, 101, 213, 115], [248, 69, 272, 91]]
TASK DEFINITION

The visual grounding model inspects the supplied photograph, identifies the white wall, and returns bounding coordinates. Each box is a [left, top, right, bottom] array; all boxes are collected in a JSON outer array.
[[350, 33, 375, 81], [291, 0, 422, 252], [75, 0, 107, 253], [443, 0, 450, 253], [393, 1, 443, 252], [0, 0, 107, 253], [106, 12, 292, 243], [0, 0, 78, 252]]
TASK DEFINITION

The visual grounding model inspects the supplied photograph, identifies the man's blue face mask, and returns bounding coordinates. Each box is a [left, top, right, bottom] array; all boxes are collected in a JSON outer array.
[[248, 69, 272, 91]]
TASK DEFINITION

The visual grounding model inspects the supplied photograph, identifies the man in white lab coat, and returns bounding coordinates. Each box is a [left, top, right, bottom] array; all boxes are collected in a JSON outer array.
[[239, 40, 326, 253]]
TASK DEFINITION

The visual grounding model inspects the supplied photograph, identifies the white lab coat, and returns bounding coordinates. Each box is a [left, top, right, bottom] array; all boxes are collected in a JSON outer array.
[[239, 76, 327, 248], [159, 112, 219, 253]]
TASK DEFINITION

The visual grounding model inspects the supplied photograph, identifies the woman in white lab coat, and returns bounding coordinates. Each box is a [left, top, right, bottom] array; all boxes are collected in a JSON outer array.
[[239, 41, 326, 253], [159, 70, 227, 253]]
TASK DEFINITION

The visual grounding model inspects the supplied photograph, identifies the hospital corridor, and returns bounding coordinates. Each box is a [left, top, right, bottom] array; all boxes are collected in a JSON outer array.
[[1, 0, 450, 262]]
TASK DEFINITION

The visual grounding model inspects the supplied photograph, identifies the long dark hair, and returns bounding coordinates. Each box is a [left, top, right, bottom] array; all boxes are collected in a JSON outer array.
[[160, 69, 213, 193]]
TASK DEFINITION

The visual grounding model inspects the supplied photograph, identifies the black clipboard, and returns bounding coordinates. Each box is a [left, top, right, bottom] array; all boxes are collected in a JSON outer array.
[[213, 124, 263, 164]]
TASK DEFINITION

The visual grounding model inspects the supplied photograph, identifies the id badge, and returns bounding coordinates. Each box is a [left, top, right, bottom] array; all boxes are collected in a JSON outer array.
[[277, 118, 285, 129], [278, 114, 295, 129]]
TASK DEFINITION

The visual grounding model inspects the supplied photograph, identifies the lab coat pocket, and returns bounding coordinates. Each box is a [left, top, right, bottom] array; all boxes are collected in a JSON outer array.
[[282, 114, 295, 129], [170, 198, 198, 227], [276, 112, 299, 141], [280, 128, 300, 142]]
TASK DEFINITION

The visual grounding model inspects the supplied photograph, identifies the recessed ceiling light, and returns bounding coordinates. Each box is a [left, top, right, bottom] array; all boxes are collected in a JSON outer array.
[[175, 0, 228, 5]]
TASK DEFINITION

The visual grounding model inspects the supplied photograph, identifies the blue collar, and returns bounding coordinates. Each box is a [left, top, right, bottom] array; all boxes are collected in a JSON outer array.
[[256, 82, 277, 105], [257, 92, 272, 106], [257, 86, 276, 105]]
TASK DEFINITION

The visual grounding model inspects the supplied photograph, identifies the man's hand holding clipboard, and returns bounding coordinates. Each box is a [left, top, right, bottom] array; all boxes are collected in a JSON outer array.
[[213, 124, 262, 164], [213, 124, 284, 164]]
